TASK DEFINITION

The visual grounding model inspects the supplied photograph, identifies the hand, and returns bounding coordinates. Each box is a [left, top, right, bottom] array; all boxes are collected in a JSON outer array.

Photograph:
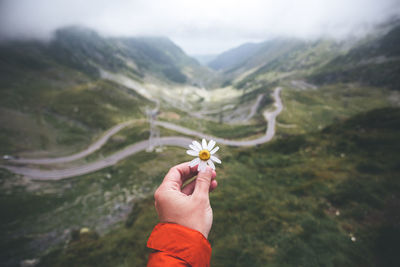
[[154, 162, 218, 239]]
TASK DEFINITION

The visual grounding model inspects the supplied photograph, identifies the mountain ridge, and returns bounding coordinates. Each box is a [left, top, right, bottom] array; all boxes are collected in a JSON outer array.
[[0, 26, 214, 86], [207, 22, 400, 90]]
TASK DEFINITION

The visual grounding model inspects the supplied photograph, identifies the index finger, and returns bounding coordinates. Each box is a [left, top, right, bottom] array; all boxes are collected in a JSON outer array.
[[161, 162, 198, 190]]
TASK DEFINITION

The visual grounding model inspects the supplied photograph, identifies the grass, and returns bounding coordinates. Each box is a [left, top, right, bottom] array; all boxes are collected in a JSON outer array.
[[1, 37, 398, 267], [0, 62, 151, 155], [0, 145, 189, 266], [1, 27, 399, 266], [158, 108, 267, 140], [157, 90, 272, 140], [1, 74, 396, 266], [276, 83, 392, 135], [32, 107, 400, 267]]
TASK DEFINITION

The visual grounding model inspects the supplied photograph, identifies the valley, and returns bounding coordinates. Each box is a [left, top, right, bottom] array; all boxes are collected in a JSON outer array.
[[1, 23, 400, 267], [1, 87, 282, 179]]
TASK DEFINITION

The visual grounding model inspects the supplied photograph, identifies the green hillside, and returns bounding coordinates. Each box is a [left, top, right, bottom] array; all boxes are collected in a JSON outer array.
[[114, 36, 214, 85], [0, 26, 215, 155], [208, 22, 400, 92], [208, 42, 263, 71], [1, 21, 400, 267], [308, 25, 400, 90], [0, 40, 152, 155], [38, 107, 400, 267], [208, 38, 346, 89]]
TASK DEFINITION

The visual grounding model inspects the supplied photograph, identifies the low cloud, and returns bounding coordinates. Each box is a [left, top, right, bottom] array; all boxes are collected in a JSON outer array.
[[1, 0, 399, 54]]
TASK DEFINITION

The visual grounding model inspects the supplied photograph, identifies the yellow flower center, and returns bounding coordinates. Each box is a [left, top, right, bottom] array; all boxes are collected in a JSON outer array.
[[199, 149, 210, 161]]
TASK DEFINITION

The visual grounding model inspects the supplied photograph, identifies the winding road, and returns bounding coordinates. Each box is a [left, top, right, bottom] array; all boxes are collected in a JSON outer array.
[[9, 120, 138, 165], [3, 137, 192, 180], [156, 88, 282, 147], [189, 93, 265, 124], [1, 87, 283, 180]]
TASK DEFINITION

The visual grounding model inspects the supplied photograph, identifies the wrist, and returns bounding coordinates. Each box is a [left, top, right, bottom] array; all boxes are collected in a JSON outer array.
[[147, 223, 212, 266], [160, 220, 209, 239]]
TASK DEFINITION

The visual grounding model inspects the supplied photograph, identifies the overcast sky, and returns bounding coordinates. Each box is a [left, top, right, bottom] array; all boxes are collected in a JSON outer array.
[[0, 0, 399, 54]]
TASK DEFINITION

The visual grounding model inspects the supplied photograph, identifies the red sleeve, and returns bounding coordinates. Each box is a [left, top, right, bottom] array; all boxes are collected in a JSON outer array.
[[147, 223, 212, 267]]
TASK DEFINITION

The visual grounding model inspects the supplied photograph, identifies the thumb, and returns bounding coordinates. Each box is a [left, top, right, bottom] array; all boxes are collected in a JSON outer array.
[[193, 167, 213, 197]]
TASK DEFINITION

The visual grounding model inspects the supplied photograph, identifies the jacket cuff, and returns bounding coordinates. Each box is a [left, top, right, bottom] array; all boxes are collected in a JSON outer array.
[[147, 223, 212, 267]]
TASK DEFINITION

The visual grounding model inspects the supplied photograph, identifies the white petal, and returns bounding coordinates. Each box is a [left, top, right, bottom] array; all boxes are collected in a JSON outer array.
[[189, 144, 200, 152], [202, 139, 207, 149], [211, 156, 221, 164], [207, 159, 215, 170], [189, 157, 200, 167], [198, 160, 207, 172], [207, 140, 216, 151], [186, 150, 198, 156], [210, 146, 219, 154], [192, 140, 202, 151]]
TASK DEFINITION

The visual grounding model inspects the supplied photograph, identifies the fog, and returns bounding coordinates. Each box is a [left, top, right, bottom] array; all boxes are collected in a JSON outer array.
[[0, 0, 399, 54]]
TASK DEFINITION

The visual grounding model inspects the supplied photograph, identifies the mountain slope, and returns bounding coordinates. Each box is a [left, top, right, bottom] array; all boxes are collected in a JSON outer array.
[[38, 107, 400, 267], [210, 37, 347, 89], [191, 54, 217, 65], [308, 25, 400, 90], [0, 26, 219, 154], [49, 26, 213, 85], [1, 22, 400, 267], [114, 36, 214, 85], [208, 42, 263, 71]]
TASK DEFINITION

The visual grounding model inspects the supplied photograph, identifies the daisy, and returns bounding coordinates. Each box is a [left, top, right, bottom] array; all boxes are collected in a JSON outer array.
[[186, 138, 221, 172]]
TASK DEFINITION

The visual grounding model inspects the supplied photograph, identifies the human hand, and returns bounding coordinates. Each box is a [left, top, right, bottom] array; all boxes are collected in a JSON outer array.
[[154, 162, 218, 239]]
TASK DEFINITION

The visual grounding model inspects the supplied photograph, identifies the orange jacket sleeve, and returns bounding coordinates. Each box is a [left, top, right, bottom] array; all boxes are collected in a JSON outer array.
[[147, 223, 212, 267]]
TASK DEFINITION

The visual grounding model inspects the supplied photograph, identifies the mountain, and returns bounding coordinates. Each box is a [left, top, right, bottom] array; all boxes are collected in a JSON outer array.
[[38, 106, 400, 267], [208, 42, 263, 70], [0, 26, 212, 155], [209, 21, 400, 91], [209, 37, 348, 89], [308, 24, 400, 90], [0, 26, 213, 85], [112, 36, 214, 85], [208, 27, 399, 92], [191, 54, 217, 65], [49, 26, 213, 85], [2, 21, 400, 267]]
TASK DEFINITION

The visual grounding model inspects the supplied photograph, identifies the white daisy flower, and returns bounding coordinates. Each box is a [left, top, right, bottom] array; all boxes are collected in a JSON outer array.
[[186, 138, 221, 172]]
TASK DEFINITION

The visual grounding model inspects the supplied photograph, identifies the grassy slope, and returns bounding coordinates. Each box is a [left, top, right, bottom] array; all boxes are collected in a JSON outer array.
[[277, 83, 391, 135], [308, 25, 400, 90], [0, 56, 151, 155], [155, 86, 274, 140], [0, 146, 189, 266], [0, 26, 211, 156], [1, 59, 395, 266], [227, 39, 344, 90], [1, 25, 399, 267], [36, 107, 400, 267]]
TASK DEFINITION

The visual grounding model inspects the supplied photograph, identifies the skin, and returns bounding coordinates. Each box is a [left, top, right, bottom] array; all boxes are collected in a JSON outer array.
[[154, 162, 218, 239]]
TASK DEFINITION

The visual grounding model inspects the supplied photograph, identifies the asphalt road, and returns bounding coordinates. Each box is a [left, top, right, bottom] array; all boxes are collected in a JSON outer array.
[[1, 87, 283, 180], [9, 120, 138, 165], [156, 87, 282, 146], [3, 137, 192, 180]]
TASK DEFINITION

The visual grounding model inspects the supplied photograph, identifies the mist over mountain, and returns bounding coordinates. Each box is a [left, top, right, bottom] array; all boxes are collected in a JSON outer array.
[[208, 20, 400, 90], [209, 42, 263, 70], [1, 12, 400, 267], [309, 24, 400, 90], [191, 54, 217, 65], [0, 26, 215, 86], [1, 0, 400, 54]]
